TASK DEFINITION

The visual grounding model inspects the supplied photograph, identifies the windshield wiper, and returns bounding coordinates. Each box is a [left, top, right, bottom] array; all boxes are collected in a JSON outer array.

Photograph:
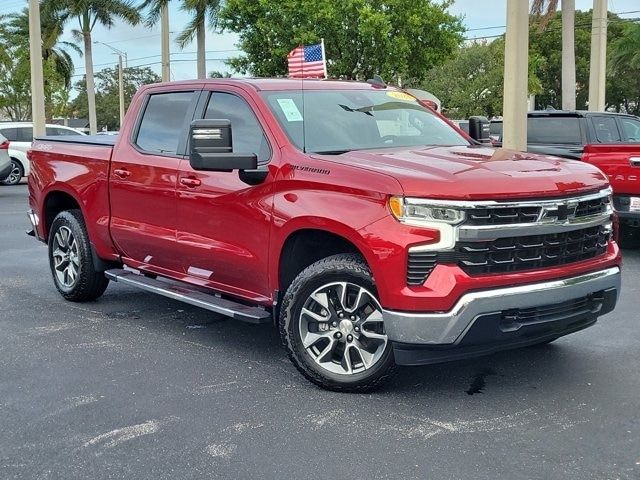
[[313, 149, 351, 155]]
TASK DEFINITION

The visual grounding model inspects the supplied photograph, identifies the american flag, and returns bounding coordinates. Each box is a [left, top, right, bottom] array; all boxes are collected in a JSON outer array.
[[287, 43, 327, 78]]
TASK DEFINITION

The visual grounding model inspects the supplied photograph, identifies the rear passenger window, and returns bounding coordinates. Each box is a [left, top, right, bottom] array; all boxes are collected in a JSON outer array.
[[527, 117, 581, 144], [204, 92, 271, 165], [621, 117, 640, 142], [46, 127, 81, 136], [136, 91, 195, 155], [593, 116, 621, 143]]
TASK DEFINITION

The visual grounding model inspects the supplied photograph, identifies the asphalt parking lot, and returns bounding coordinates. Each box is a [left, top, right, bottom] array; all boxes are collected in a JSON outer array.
[[1, 183, 639, 480]]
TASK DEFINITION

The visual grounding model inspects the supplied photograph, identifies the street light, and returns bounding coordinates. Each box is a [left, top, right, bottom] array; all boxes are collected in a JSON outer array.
[[94, 41, 128, 130]]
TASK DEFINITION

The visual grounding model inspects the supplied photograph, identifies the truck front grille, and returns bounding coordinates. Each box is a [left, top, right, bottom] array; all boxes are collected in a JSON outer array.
[[464, 194, 610, 226], [407, 225, 610, 285]]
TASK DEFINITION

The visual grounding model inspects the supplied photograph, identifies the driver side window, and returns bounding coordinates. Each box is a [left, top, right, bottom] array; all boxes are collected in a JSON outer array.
[[204, 92, 271, 166]]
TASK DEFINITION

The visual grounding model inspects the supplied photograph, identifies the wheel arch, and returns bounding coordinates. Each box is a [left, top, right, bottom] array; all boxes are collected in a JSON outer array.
[[275, 222, 378, 296], [42, 189, 84, 241]]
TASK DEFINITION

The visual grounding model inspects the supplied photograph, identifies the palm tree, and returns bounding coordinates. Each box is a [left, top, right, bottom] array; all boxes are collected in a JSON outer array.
[[4, 6, 81, 121], [50, 0, 141, 134], [531, 0, 576, 110], [141, 0, 223, 80], [610, 22, 640, 72]]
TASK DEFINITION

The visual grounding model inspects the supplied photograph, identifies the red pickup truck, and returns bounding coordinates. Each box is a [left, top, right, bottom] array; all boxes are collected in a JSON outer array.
[[28, 79, 621, 392]]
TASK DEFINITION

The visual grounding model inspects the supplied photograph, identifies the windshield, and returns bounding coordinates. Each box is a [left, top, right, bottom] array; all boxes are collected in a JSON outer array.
[[261, 89, 468, 154]]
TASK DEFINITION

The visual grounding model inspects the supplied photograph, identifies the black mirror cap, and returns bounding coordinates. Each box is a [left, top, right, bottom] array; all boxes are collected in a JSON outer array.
[[190, 152, 258, 172], [468, 116, 491, 143]]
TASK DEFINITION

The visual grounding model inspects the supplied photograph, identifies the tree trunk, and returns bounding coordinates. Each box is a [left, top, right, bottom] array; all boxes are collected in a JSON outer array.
[[83, 30, 98, 134], [197, 16, 206, 79], [561, 0, 576, 110]]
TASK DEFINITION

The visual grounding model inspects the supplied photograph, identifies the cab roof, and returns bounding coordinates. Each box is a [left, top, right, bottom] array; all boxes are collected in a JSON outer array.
[[159, 77, 395, 92]]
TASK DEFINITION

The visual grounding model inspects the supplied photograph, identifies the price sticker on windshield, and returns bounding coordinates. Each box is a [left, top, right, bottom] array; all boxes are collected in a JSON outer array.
[[277, 98, 303, 122], [386, 91, 416, 102], [630, 197, 640, 212]]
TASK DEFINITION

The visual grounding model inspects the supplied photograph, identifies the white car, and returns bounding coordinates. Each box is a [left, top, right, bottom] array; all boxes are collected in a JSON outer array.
[[0, 123, 86, 185], [0, 133, 12, 182]]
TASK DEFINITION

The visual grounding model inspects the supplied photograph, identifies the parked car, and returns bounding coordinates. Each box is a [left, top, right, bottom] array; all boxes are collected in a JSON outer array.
[[0, 123, 85, 185], [28, 79, 621, 391], [0, 133, 12, 182], [485, 111, 640, 245]]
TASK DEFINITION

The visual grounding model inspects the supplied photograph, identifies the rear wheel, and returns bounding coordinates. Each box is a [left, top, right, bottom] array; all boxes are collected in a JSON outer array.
[[279, 254, 395, 392], [1, 159, 23, 186], [48, 210, 109, 301]]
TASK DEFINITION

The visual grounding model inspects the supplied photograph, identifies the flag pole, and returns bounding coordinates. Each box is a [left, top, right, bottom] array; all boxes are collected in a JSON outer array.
[[320, 38, 328, 79]]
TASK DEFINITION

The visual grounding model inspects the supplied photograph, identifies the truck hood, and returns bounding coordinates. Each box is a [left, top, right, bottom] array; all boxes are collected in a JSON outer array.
[[315, 145, 609, 200]]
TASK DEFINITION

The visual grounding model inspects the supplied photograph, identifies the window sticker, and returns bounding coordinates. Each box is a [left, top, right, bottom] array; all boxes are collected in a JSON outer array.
[[386, 91, 416, 102], [277, 98, 304, 122]]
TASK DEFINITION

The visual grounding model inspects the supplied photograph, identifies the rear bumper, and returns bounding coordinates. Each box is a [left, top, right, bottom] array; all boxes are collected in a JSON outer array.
[[383, 267, 620, 365]]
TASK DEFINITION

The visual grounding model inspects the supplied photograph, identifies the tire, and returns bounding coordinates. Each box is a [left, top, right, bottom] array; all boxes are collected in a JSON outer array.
[[48, 209, 109, 302], [279, 254, 396, 392], [1, 159, 24, 186]]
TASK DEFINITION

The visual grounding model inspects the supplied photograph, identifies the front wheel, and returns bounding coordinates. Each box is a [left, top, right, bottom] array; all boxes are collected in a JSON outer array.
[[279, 254, 395, 392], [48, 209, 109, 302]]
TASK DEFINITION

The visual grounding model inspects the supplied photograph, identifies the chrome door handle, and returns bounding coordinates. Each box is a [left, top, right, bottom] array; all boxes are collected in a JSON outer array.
[[113, 168, 131, 178], [630, 157, 640, 167], [180, 177, 201, 188]]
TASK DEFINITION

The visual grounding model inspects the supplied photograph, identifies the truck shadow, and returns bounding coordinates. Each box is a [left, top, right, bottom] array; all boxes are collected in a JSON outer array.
[[100, 285, 604, 398]]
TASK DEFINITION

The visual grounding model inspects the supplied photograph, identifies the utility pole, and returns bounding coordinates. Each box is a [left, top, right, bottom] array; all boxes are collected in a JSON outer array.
[[28, 0, 46, 137], [502, 0, 529, 151], [562, 0, 576, 110], [94, 42, 127, 130], [161, 5, 171, 82], [588, 0, 608, 111]]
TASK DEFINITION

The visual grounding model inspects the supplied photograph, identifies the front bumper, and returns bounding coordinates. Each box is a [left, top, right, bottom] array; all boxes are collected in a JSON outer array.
[[383, 267, 620, 365]]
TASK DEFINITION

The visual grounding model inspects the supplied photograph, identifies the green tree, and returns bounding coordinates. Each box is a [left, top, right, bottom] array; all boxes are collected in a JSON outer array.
[[140, 0, 224, 79], [421, 39, 543, 118], [71, 66, 161, 130], [528, 10, 625, 111], [3, 6, 81, 121], [220, 0, 464, 82], [608, 21, 640, 115], [50, 0, 141, 134]]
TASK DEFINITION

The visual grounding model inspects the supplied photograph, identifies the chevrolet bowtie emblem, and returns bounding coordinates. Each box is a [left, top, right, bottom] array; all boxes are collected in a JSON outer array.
[[539, 201, 578, 221]]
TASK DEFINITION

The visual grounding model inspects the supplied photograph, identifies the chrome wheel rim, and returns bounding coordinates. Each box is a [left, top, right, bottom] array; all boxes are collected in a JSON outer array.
[[298, 282, 388, 376], [3, 162, 21, 184], [52, 226, 80, 288]]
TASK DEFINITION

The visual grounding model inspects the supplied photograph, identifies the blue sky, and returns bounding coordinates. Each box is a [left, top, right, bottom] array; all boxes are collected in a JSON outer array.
[[3, 0, 640, 84]]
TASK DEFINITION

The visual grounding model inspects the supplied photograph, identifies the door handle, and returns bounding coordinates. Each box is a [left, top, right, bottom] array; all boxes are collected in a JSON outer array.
[[113, 168, 131, 178], [180, 177, 202, 188], [630, 157, 640, 167]]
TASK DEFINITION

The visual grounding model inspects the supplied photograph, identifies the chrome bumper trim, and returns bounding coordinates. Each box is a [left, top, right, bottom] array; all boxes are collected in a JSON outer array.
[[382, 267, 621, 345]]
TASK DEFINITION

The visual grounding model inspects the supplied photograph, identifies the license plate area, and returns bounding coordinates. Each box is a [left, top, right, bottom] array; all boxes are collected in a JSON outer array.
[[629, 197, 640, 212]]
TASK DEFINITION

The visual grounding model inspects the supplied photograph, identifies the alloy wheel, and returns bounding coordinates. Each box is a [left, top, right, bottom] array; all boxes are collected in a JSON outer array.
[[298, 282, 388, 375], [52, 226, 80, 288]]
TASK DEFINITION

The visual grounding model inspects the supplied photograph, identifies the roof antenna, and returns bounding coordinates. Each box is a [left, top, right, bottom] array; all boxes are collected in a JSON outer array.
[[366, 74, 387, 88]]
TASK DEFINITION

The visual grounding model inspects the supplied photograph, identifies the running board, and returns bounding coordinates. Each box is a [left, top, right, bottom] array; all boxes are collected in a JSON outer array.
[[105, 269, 271, 324]]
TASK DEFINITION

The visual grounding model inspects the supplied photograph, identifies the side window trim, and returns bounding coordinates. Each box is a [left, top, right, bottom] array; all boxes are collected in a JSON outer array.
[[131, 89, 200, 158], [197, 89, 273, 167]]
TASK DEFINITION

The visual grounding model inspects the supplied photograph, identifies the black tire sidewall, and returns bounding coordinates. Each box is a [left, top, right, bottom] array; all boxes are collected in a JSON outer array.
[[47, 210, 107, 301]]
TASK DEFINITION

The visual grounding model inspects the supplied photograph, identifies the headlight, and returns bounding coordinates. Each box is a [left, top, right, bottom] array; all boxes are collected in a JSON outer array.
[[389, 196, 466, 225]]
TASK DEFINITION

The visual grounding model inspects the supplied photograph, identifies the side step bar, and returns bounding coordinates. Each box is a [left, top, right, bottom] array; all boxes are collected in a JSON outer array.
[[105, 269, 271, 324]]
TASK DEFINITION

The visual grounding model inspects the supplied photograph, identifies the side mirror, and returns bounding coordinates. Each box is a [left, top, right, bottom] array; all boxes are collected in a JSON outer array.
[[189, 119, 257, 171], [468, 116, 491, 144]]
